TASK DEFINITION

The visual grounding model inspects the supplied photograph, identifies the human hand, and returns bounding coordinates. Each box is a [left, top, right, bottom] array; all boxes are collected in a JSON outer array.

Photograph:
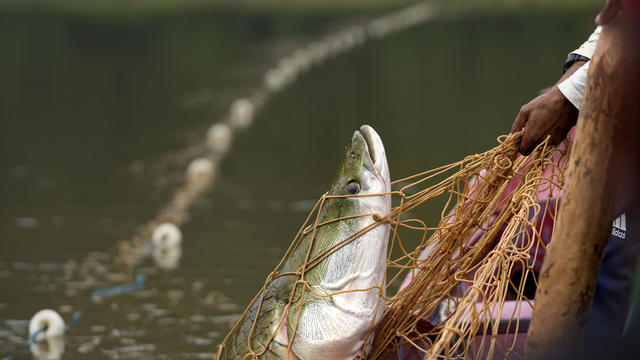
[[511, 86, 578, 155]]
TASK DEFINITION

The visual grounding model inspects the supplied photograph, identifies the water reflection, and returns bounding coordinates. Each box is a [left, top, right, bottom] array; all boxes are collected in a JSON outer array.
[[151, 223, 183, 270], [31, 337, 65, 360], [0, 3, 598, 359]]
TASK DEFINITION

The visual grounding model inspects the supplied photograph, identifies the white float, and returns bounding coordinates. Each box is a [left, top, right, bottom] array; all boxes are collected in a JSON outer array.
[[151, 223, 183, 270], [206, 123, 232, 154], [277, 57, 298, 84], [292, 48, 312, 73], [28, 309, 66, 359], [29, 309, 65, 341], [152, 223, 182, 249], [308, 41, 329, 65], [264, 68, 286, 92], [228, 98, 255, 130], [187, 158, 215, 183]]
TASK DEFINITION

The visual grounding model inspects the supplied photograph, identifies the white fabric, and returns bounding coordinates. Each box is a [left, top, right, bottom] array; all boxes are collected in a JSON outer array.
[[571, 26, 602, 59], [557, 26, 601, 109], [558, 61, 590, 108]]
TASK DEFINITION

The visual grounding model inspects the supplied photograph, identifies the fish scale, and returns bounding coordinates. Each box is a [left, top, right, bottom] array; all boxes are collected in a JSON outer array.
[[218, 126, 391, 360]]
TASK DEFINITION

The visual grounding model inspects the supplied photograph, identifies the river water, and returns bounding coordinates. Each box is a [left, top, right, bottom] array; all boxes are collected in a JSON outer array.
[[0, 4, 598, 359]]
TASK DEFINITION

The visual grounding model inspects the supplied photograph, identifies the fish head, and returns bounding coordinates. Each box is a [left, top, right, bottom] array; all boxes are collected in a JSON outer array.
[[329, 125, 390, 212], [284, 125, 391, 359], [217, 125, 392, 360]]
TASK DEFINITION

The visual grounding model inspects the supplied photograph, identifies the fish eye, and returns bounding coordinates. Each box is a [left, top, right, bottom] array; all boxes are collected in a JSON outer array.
[[346, 181, 360, 195]]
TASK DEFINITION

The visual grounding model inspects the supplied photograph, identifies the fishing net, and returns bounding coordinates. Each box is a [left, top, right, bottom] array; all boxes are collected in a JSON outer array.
[[370, 132, 569, 360], [217, 132, 571, 360]]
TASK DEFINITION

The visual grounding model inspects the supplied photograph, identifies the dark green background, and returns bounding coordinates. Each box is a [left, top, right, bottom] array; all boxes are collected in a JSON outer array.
[[0, 3, 605, 358]]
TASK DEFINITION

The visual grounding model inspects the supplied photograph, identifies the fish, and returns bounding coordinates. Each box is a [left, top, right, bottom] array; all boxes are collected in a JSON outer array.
[[217, 125, 391, 360]]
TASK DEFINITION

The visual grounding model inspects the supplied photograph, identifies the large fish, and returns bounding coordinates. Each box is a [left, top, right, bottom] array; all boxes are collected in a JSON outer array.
[[217, 125, 391, 360]]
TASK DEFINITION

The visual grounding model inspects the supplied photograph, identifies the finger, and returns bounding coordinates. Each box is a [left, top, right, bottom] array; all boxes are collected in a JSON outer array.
[[549, 134, 563, 147], [511, 108, 528, 134], [596, 0, 621, 25], [519, 126, 536, 156]]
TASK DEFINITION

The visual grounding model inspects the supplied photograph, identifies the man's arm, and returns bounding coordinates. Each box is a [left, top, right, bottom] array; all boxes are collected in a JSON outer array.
[[556, 27, 601, 109], [511, 62, 585, 155], [511, 26, 601, 155]]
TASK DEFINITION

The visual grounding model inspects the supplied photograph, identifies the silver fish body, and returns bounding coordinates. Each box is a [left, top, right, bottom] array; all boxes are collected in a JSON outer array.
[[218, 125, 391, 360]]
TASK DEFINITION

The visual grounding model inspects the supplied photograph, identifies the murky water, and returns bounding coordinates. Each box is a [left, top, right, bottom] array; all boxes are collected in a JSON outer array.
[[0, 4, 598, 359]]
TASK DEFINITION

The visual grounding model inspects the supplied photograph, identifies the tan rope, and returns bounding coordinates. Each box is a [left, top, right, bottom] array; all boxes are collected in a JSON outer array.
[[218, 132, 572, 360]]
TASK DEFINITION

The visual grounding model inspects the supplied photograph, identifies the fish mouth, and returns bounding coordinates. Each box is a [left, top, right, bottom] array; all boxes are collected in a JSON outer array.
[[357, 125, 385, 175]]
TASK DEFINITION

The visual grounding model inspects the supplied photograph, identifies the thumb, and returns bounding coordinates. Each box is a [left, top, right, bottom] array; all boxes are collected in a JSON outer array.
[[511, 109, 528, 134]]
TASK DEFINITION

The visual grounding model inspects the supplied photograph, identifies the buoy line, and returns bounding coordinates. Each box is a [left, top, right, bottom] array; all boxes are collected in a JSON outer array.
[[114, 1, 438, 270], [5, 3, 438, 359]]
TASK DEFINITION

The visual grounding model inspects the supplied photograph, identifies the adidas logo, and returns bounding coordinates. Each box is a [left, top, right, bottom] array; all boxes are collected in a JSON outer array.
[[612, 214, 627, 239]]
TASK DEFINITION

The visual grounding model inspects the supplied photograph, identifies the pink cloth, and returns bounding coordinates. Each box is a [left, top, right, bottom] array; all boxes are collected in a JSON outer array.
[[385, 131, 578, 359], [400, 128, 575, 291]]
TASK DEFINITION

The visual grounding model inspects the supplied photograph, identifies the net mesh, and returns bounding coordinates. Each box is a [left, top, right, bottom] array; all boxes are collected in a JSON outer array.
[[217, 132, 571, 360]]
